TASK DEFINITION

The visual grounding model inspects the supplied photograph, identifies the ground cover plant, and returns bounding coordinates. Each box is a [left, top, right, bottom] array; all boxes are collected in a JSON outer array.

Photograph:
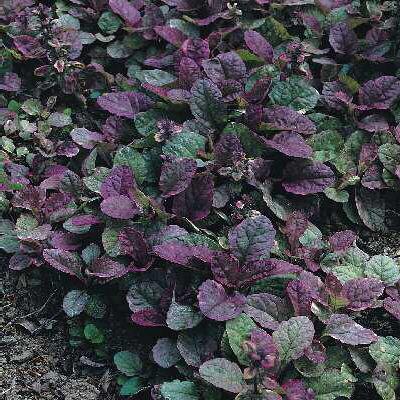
[[1, 0, 400, 398]]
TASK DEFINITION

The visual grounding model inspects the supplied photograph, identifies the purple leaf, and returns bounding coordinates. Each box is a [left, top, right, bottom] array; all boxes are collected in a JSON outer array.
[[181, 39, 210, 64], [159, 158, 197, 198], [357, 114, 389, 133], [172, 173, 214, 221], [282, 379, 315, 400], [211, 252, 301, 288], [321, 81, 352, 111], [202, 51, 246, 84], [0, 72, 21, 92], [109, 0, 141, 26], [329, 22, 358, 55], [359, 143, 379, 168], [100, 166, 136, 199], [70, 128, 104, 149], [43, 249, 83, 279], [228, 215, 276, 263], [282, 160, 335, 195], [9, 254, 33, 271], [355, 187, 386, 232], [324, 314, 378, 345], [154, 26, 187, 47], [262, 131, 313, 158], [265, 106, 316, 135], [13, 35, 46, 58], [244, 293, 290, 330], [304, 340, 327, 364], [287, 278, 321, 316], [342, 278, 384, 311], [358, 76, 400, 110], [100, 195, 140, 219], [86, 256, 128, 279], [245, 328, 279, 370], [68, 214, 102, 227], [244, 77, 271, 104], [177, 329, 218, 367], [383, 297, 400, 320], [152, 338, 181, 368], [197, 279, 246, 321], [97, 92, 134, 118], [153, 242, 214, 266], [179, 57, 202, 89], [329, 230, 357, 252], [49, 231, 81, 251], [361, 164, 386, 190], [214, 134, 245, 167], [244, 30, 274, 63], [131, 309, 165, 327], [118, 227, 154, 271], [56, 141, 80, 158]]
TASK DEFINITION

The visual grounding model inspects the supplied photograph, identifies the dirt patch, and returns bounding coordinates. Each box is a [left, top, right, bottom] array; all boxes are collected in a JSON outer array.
[[0, 262, 119, 400]]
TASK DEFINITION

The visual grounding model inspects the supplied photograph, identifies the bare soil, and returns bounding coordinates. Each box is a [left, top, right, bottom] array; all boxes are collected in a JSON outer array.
[[0, 260, 120, 400]]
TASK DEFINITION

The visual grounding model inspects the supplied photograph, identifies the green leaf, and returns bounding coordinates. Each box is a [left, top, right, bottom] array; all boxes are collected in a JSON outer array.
[[320, 246, 368, 283], [102, 226, 122, 257], [0, 137, 15, 153], [257, 17, 291, 46], [372, 369, 399, 400], [226, 314, 256, 365], [190, 79, 226, 129], [299, 223, 324, 249], [160, 380, 199, 400], [120, 377, 144, 396], [223, 122, 264, 157], [98, 11, 122, 34], [365, 255, 400, 286], [378, 144, 400, 174], [114, 351, 143, 376], [355, 187, 387, 232], [84, 323, 105, 344], [83, 167, 110, 193], [63, 290, 90, 317], [134, 110, 161, 137], [84, 294, 107, 319], [21, 98, 42, 116], [47, 112, 72, 127], [369, 337, 400, 370], [272, 316, 314, 364], [163, 131, 206, 159], [324, 187, 349, 203], [166, 299, 203, 331], [114, 146, 148, 184], [199, 358, 246, 393], [306, 365, 356, 400], [309, 130, 344, 162], [269, 76, 320, 112], [0, 234, 19, 253], [169, 19, 200, 38], [142, 69, 177, 86]]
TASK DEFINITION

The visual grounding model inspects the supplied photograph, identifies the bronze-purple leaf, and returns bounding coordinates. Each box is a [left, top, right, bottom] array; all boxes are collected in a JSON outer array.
[[329, 22, 358, 55], [342, 278, 384, 311], [282, 160, 335, 195], [159, 158, 197, 198], [172, 173, 214, 221], [324, 314, 378, 345], [197, 279, 246, 321]]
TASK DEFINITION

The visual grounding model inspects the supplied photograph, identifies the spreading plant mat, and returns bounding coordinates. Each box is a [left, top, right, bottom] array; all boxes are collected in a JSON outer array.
[[1, 0, 400, 399]]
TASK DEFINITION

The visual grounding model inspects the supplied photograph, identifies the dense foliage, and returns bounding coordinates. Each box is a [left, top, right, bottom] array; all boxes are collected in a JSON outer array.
[[1, 0, 400, 398]]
